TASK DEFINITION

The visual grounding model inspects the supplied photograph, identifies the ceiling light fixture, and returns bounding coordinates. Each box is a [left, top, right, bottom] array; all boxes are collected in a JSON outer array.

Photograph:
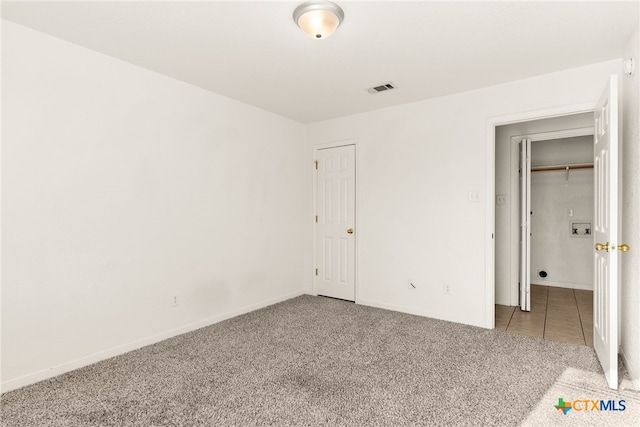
[[293, 1, 344, 40]]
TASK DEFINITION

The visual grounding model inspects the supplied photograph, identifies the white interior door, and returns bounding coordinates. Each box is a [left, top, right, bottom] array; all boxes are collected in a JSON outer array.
[[593, 75, 619, 390], [520, 138, 531, 311], [315, 145, 356, 301]]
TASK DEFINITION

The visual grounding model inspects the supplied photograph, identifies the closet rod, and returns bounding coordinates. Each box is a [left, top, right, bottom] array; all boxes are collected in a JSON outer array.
[[531, 163, 593, 173]]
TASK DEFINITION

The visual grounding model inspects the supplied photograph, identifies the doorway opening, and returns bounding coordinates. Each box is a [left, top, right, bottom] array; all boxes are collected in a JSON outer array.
[[493, 112, 595, 346], [486, 74, 621, 390]]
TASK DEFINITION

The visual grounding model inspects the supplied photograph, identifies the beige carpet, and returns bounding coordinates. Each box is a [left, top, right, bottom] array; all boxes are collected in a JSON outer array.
[[0, 295, 629, 426]]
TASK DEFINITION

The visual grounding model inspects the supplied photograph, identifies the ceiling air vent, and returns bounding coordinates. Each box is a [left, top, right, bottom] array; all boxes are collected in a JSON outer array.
[[367, 82, 397, 94]]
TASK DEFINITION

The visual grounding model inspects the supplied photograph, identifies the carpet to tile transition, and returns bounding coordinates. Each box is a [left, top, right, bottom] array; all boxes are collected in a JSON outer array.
[[1, 295, 634, 426]]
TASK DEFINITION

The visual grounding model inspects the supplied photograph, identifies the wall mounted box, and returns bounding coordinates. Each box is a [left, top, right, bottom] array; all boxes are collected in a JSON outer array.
[[570, 221, 592, 237]]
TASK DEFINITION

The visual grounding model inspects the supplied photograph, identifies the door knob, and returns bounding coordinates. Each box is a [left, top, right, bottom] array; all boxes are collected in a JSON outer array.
[[347, 228, 354, 234], [595, 242, 609, 251], [619, 243, 631, 252]]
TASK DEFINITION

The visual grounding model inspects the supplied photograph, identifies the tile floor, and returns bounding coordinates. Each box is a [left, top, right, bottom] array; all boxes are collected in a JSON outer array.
[[495, 285, 593, 346]]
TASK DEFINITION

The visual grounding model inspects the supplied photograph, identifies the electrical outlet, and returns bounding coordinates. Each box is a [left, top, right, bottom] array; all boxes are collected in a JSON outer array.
[[407, 280, 416, 290], [443, 284, 452, 295], [170, 295, 179, 307]]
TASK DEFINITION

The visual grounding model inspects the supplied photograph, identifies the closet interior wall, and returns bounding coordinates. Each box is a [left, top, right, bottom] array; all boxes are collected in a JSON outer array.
[[529, 136, 594, 290]]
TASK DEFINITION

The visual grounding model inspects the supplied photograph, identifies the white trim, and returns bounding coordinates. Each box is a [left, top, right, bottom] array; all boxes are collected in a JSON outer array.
[[495, 297, 512, 306], [313, 139, 358, 151], [358, 299, 436, 320], [485, 102, 596, 329], [357, 299, 484, 328], [520, 138, 532, 311], [485, 121, 496, 328], [509, 141, 519, 306], [511, 126, 595, 143], [312, 139, 359, 302], [531, 281, 593, 291], [0, 290, 304, 393], [487, 103, 596, 129], [620, 346, 640, 390]]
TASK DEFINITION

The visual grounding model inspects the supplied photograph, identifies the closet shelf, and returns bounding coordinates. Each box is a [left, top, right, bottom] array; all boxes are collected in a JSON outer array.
[[531, 163, 594, 173]]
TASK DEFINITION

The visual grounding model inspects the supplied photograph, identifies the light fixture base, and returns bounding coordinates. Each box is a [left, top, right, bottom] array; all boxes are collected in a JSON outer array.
[[293, 1, 344, 39]]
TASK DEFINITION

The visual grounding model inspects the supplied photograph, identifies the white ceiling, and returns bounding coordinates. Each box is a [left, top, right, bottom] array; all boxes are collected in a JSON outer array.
[[2, 1, 638, 123]]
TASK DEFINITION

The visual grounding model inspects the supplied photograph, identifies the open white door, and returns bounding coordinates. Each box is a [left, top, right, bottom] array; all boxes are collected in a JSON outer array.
[[315, 145, 356, 301], [520, 138, 531, 312], [593, 75, 619, 390]]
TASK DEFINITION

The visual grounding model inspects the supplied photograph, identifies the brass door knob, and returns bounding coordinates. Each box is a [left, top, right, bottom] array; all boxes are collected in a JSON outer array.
[[595, 242, 609, 251], [347, 228, 354, 234], [619, 244, 631, 252]]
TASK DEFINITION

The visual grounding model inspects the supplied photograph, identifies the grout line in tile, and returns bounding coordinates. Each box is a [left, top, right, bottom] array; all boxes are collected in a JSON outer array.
[[498, 286, 593, 347], [506, 306, 516, 330], [543, 285, 549, 338]]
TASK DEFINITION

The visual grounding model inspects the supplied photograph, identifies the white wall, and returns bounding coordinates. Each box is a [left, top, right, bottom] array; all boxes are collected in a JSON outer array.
[[621, 25, 640, 389], [305, 60, 621, 328], [531, 136, 593, 166], [530, 137, 593, 290], [1, 21, 306, 391], [4, 17, 640, 394], [495, 114, 593, 305]]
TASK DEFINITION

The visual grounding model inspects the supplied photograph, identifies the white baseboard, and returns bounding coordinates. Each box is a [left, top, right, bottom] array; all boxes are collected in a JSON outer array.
[[1, 290, 304, 393], [620, 346, 640, 390], [356, 299, 484, 329], [531, 280, 593, 291], [357, 299, 436, 321], [495, 297, 512, 306]]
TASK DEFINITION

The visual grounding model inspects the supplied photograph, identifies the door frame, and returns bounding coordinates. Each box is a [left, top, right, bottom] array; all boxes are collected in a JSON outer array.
[[485, 103, 596, 328], [312, 139, 359, 302], [520, 137, 532, 311]]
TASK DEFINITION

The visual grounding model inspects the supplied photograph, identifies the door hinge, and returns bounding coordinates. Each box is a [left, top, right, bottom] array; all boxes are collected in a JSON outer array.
[[315, 268, 318, 276], [315, 215, 318, 223], [314, 160, 318, 170]]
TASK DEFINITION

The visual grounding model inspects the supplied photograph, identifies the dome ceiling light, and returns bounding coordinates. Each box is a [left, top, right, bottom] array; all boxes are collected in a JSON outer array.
[[293, 1, 344, 40]]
